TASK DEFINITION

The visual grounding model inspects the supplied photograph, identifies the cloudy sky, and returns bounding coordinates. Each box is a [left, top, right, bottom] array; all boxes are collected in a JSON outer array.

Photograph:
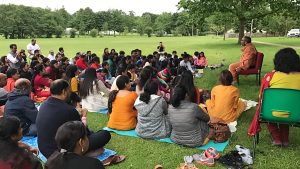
[[1, 0, 180, 15]]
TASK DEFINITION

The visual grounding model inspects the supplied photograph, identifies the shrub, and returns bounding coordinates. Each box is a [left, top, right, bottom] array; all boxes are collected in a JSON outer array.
[[90, 29, 98, 38]]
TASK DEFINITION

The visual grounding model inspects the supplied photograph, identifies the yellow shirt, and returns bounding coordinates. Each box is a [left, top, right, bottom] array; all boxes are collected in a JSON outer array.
[[270, 72, 300, 90], [206, 85, 244, 123], [70, 77, 78, 93]]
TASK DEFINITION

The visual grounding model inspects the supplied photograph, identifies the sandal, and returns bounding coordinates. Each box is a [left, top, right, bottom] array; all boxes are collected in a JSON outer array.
[[205, 147, 220, 159], [103, 155, 126, 166], [176, 163, 199, 169], [154, 164, 163, 169]]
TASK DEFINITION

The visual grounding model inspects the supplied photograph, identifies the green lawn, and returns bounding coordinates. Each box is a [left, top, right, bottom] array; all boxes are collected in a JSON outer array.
[[1, 36, 300, 168], [252, 37, 300, 47]]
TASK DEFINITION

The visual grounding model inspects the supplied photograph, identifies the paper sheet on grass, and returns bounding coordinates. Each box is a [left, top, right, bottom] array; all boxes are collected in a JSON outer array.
[[103, 127, 229, 152], [240, 99, 258, 111], [21, 136, 116, 162]]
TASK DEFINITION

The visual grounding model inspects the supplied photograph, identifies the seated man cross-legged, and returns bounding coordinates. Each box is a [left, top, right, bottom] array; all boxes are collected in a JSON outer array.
[[36, 79, 111, 159]]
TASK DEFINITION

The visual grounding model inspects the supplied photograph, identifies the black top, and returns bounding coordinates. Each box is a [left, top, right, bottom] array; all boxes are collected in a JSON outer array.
[[36, 97, 81, 158], [46, 153, 104, 169], [157, 45, 164, 52]]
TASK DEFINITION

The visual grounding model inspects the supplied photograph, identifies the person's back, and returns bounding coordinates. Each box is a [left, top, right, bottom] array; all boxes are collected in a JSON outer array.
[[206, 70, 246, 123], [107, 75, 138, 130], [134, 81, 171, 139], [168, 87, 209, 147], [47, 153, 104, 169], [37, 96, 80, 158], [36, 80, 80, 158], [5, 78, 38, 136], [269, 72, 300, 90]]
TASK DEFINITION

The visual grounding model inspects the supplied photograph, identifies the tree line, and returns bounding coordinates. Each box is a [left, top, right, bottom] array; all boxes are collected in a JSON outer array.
[[0, 3, 299, 42]]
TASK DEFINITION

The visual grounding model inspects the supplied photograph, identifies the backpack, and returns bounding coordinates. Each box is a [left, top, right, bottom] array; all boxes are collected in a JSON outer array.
[[208, 122, 231, 143]]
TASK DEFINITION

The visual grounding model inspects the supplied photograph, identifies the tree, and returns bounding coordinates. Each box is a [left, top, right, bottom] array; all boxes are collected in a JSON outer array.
[[179, 0, 300, 44], [90, 28, 98, 37], [70, 28, 77, 38], [102, 22, 109, 35], [145, 26, 153, 37], [55, 25, 64, 38], [205, 12, 234, 40], [154, 12, 173, 34]]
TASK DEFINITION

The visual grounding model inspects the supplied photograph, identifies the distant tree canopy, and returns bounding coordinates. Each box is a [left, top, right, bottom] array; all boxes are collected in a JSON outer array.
[[0, 3, 299, 40], [179, 0, 300, 43]]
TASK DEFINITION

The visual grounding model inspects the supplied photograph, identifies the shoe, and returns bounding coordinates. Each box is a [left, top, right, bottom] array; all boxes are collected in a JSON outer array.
[[238, 152, 253, 165], [205, 147, 220, 159], [235, 145, 251, 156], [184, 156, 193, 165], [193, 152, 215, 167]]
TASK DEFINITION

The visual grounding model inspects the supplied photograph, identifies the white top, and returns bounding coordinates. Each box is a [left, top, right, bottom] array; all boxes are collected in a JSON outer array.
[[27, 43, 40, 57], [81, 80, 110, 112], [7, 52, 22, 69], [48, 54, 55, 61], [110, 75, 120, 91], [180, 60, 194, 73]]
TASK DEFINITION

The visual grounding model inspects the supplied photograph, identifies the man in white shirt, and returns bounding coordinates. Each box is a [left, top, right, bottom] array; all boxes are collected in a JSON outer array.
[[180, 53, 194, 73], [48, 50, 55, 61], [7, 44, 23, 69], [27, 39, 40, 59]]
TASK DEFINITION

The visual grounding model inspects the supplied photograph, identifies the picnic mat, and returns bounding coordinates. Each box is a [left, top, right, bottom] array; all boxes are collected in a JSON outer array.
[[21, 136, 117, 162], [94, 108, 109, 114], [103, 127, 229, 152]]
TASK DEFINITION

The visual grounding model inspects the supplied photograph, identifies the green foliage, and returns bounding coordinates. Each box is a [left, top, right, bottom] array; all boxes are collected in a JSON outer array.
[[145, 27, 153, 37], [90, 28, 98, 38], [55, 25, 64, 38], [155, 30, 164, 37], [154, 12, 173, 34], [69, 28, 77, 38], [179, 0, 300, 43]]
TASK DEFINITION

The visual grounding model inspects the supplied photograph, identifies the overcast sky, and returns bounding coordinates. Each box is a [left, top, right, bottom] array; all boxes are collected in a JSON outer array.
[[1, 0, 180, 15]]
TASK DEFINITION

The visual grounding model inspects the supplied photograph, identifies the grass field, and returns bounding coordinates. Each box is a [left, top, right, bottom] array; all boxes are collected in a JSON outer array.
[[1, 36, 300, 168]]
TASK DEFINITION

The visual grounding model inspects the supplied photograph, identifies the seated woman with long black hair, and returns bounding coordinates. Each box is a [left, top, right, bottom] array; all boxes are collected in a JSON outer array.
[[168, 86, 210, 147], [107, 75, 138, 130], [0, 116, 42, 169], [79, 68, 110, 112], [45, 121, 104, 169], [134, 80, 171, 139]]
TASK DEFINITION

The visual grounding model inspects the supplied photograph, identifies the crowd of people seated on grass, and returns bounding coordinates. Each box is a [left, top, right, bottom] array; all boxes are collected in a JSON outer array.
[[0, 37, 299, 168]]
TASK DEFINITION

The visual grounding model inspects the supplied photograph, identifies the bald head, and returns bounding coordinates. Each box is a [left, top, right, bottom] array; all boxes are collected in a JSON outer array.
[[15, 78, 30, 89], [0, 73, 7, 88]]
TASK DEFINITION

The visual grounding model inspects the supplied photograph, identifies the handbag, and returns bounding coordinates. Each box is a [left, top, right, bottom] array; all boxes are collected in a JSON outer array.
[[208, 122, 231, 143]]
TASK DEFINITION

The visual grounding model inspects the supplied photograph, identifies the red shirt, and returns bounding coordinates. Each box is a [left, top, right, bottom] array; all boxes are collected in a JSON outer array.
[[5, 78, 15, 93], [91, 63, 100, 70], [34, 74, 50, 93], [76, 58, 88, 70]]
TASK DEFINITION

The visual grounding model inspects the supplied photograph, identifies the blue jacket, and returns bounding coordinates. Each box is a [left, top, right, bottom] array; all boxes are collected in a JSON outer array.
[[4, 89, 38, 135]]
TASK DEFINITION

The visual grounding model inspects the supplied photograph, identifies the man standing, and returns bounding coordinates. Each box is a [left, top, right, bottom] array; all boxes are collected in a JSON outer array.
[[157, 42, 165, 54], [229, 36, 257, 81], [27, 39, 41, 59], [7, 44, 23, 69]]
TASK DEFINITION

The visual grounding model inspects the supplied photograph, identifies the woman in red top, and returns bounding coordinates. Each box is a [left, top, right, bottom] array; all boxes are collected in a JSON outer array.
[[33, 64, 51, 98], [90, 57, 101, 70], [76, 54, 88, 71]]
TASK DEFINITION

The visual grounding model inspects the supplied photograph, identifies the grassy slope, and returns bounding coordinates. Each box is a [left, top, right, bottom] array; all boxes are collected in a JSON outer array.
[[1, 36, 299, 168]]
